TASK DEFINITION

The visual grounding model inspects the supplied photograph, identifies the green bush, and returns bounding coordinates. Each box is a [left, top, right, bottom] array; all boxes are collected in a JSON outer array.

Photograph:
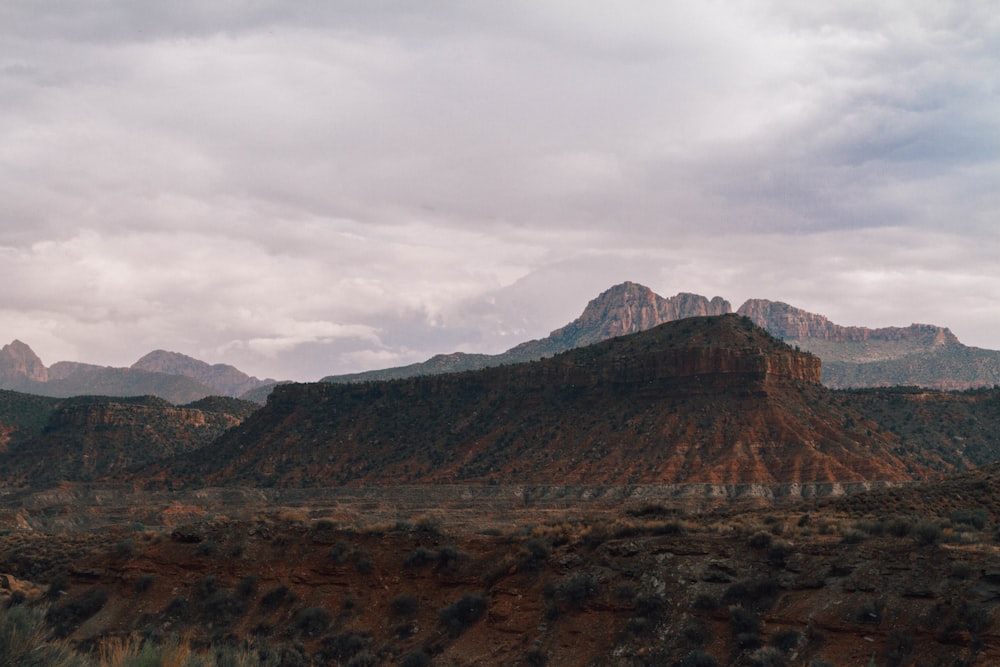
[[439, 592, 488, 636], [292, 606, 331, 638]]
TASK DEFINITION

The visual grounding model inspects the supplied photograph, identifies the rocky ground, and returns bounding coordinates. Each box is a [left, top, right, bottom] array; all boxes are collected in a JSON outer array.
[[3, 484, 1000, 666]]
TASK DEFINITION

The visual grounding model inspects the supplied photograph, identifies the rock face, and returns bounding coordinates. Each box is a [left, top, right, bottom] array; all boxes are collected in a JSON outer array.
[[0, 340, 48, 384], [508, 282, 732, 357], [131, 350, 273, 397], [737, 299, 999, 389], [0, 341, 273, 403], [180, 315, 936, 489], [738, 299, 958, 345]]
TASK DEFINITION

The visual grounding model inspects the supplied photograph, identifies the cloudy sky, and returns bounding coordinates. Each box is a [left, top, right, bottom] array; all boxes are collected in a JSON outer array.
[[2, 1, 998, 381]]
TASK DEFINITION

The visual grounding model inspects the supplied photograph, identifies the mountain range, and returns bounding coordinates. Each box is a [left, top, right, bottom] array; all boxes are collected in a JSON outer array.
[[2, 282, 999, 406], [0, 343, 275, 404], [324, 282, 1000, 391]]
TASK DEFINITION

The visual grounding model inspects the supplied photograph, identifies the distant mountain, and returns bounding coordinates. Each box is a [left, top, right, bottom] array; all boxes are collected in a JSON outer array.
[[0, 343, 275, 403], [322, 282, 731, 383], [172, 315, 938, 490], [737, 299, 1000, 389], [323, 283, 999, 391], [131, 350, 274, 397], [0, 340, 49, 384]]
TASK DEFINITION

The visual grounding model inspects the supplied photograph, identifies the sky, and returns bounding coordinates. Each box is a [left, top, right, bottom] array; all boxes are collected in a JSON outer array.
[[1, 1, 998, 382]]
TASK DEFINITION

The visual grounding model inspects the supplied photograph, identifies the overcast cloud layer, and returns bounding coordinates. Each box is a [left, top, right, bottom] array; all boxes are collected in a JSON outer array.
[[2, 1, 998, 381]]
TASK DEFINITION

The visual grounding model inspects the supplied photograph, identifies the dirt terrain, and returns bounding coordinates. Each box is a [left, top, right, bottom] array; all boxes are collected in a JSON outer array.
[[4, 474, 1000, 666]]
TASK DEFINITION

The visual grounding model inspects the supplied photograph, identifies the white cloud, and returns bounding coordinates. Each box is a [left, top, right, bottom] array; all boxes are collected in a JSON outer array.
[[1, 1, 998, 380]]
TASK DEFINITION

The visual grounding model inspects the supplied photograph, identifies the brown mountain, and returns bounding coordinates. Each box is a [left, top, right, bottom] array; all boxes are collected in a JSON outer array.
[[0, 340, 48, 384], [0, 341, 275, 403], [322, 282, 731, 383], [131, 350, 274, 397], [173, 315, 937, 490], [738, 299, 1000, 389]]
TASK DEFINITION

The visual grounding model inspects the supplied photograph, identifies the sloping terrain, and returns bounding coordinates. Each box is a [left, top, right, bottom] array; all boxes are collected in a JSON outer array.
[[836, 387, 1000, 470], [172, 315, 938, 490], [0, 394, 258, 487]]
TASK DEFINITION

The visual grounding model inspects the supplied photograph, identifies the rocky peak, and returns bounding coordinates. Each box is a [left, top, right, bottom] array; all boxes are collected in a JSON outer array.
[[548, 282, 732, 349], [132, 350, 271, 398], [737, 299, 959, 345], [0, 340, 49, 383]]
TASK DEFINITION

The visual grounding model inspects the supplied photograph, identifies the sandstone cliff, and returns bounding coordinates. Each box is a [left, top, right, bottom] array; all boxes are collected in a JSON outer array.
[[737, 299, 1000, 389]]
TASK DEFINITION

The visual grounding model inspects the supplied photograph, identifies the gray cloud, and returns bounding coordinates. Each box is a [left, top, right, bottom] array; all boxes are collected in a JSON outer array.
[[1, 1, 998, 379]]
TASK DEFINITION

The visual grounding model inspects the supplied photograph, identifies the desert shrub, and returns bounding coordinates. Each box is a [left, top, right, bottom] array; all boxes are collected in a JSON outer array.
[[292, 606, 331, 638], [259, 586, 293, 613], [810, 661, 834, 667], [415, 516, 442, 537], [404, 547, 435, 568], [46, 573, 68, 601], [693, 593, 720, 611], [314, 631, 372, 663], [391, 593, 419, 617], [729, 606, 762, 636], [436, 544, 465, 569], [951, 508, 989, 530], [682, 619, 711, 647], [194, 575, 217, 599], [399, 650, 431, 667], [439, 592, 488, 636], [196, 540, 218, 556], [114, 539, 135, 558], [677, 649, 719, 667], [767, 540, 795, 566], [1, 605, 86, 667], [746, 646, 787, 667], [237, 574, 257, 598], [201, 590, 247, 630], [353, 549, 374, 574], [950, 561, 973, 579], [914, 521, 942, 546], [545, 572, 600, 610], [855, 597, 885, 624], [885, 627, 914, 667], [887, 517, 913, 537], [134, 574, 154, 593], [747, 532, 772, 550], [840, 529, 866, 544], [163, 596, 188, 620], [652, 520, 686, 536], [518, 539, 550, 569], [329, 540, 351, 565], [723, 577, 780, 611], [46, 587, 108, 637], [627, 592, 666, 635], [525, 649, 548, 666], [771, 629, 801, 651]]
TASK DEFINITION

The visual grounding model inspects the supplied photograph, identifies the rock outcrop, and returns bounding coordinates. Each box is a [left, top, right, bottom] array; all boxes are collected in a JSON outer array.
[[0, 340, 48, 384], [738, 299, 958, 345]]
